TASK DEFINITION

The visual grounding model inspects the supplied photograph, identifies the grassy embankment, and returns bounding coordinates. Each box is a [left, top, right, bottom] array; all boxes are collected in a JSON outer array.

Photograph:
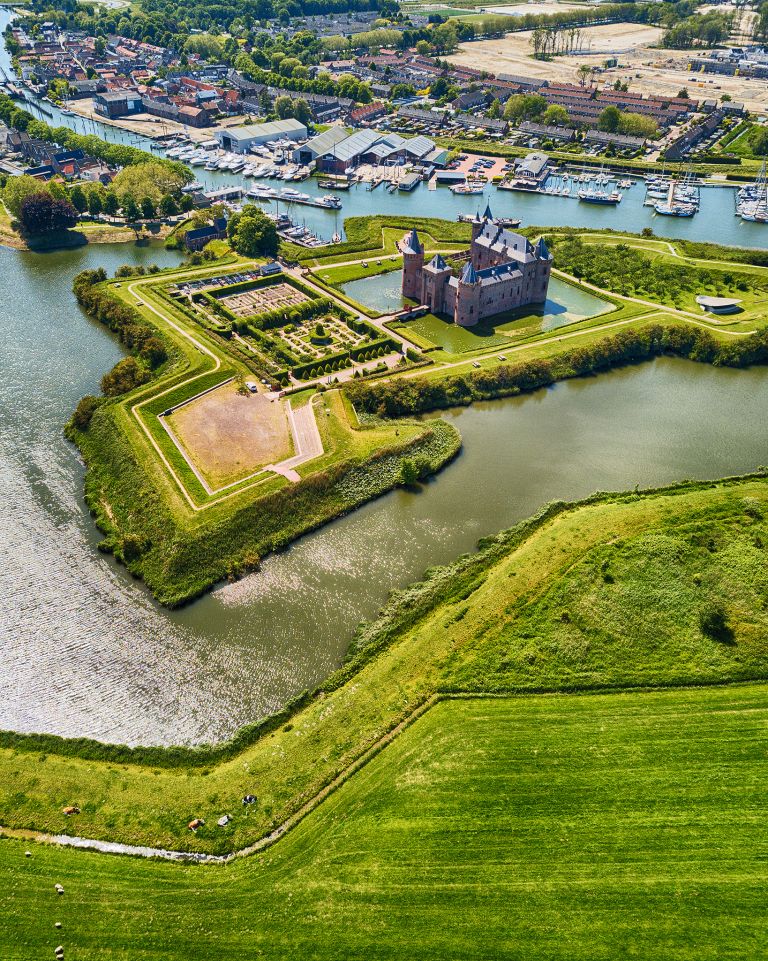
[[70, 256, 461, 606], [2, 474, 768, 855], [3, 683, 768, 960], [2, 476, 768, 959]]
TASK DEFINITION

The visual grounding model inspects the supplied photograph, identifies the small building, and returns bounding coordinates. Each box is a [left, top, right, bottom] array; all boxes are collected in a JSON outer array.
[[94, 90, 143, 119], [514, 152, 550, 184], [695, 295, 742, 314], [215, 119, 307, 154], [184, 216, 228, 251]]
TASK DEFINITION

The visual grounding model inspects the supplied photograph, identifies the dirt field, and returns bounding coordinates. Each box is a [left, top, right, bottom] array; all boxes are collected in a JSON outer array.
[[448, 25, 768, 114], [481, 2, 590, 15], [168, 381, 293, 489]]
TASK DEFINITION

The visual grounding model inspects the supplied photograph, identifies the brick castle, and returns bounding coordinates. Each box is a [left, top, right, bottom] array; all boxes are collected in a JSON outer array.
[[401, 206, 552, 328]]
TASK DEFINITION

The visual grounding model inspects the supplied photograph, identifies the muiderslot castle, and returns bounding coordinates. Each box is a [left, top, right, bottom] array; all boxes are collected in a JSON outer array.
[[401, 206, 552, 328]]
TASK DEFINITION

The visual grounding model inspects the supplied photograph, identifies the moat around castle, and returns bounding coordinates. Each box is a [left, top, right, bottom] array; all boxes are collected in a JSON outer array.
[[401, 206, 553, 327]]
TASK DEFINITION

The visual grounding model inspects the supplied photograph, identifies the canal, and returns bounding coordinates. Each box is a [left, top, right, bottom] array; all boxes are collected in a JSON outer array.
[[1, 10, 767, 746], [1, 237, 766, 745]]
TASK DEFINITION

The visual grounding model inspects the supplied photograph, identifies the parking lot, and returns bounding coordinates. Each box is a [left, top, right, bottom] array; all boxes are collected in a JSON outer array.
[[452, 153, 513, 180]]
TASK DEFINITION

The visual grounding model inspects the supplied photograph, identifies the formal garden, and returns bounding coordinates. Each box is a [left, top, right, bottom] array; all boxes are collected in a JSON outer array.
[[172, 272, 399, 384]]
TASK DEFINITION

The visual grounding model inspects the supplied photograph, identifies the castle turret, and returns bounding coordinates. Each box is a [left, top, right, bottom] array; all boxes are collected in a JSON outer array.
[[421, 253, 452, 314], [455, 260, 482, 328], [532, 236, 553, 303], [401, 228, 424, 302], [471, 202, 494, 242]]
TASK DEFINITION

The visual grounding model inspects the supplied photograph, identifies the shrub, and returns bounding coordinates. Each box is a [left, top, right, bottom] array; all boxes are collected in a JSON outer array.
[[699, 603, 733, 644], [71, 395, 103, 430]]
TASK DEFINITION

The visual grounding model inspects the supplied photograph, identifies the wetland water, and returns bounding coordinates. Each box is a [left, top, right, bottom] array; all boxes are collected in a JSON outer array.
[[1, 240, 767, 745]]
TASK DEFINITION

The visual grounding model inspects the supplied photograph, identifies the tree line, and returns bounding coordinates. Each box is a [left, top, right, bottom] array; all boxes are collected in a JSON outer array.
[[345, 323, 768, 417], [71, 269, 169, 413]]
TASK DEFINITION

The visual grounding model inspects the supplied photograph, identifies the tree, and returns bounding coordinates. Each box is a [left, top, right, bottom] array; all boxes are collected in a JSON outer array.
[[399, 458, 419, 485], [122, 194, 139, 220], [100, 356, 150, 396], [597, 105, 621, 133], [112, 161, 187, 205], [415, 39, 431, 55], [229, 206, 279, 258], [140, 196, 156, 219], [2, 174, 46, 218], [71, 395, 103, 430], [748, 126, 768, 156], [391, 82, 416, 100], [577, 64, 591, 87], [159, 193, 178, 217], [542, 104, 569, 126], [69, 184, 87, 213], [488, 98, 502, 119], [677, 87, 689, 99], [504, 93, 547, 122], [103, 191, 119, 216], [87, 191, 103, 216], [619, 112, 658, 139], [18, 192, 78, 234]]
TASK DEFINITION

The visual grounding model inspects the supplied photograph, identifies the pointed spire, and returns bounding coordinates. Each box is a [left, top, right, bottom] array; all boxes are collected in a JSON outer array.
[[460, 261, 479, 285], [404, 228, 422, 253], [535, 236, 551, 260], [483, 202, 493, 221], [429, 253, 447, 270]]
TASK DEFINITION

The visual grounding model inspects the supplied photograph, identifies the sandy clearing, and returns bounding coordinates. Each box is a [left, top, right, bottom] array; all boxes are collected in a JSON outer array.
[[67, 99, 251, 142], [168, 382, 293, 488], [448, 26, 768, 114], [481, 1, 591, 15]]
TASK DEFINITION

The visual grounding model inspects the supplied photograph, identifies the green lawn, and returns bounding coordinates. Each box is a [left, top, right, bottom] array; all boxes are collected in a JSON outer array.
[[3, 686, 768, 960]]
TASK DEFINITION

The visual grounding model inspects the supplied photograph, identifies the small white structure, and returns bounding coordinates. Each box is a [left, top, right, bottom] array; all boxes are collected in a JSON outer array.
[[695, 295, 743, 314]]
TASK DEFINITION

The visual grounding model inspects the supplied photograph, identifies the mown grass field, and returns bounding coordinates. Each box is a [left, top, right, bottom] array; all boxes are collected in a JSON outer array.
[[3, 686, 768, 960], [2, 475, 767, 854]]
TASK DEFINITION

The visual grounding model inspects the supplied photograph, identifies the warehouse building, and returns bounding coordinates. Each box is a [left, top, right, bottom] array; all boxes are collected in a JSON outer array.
[[215, 119, 307, 153]]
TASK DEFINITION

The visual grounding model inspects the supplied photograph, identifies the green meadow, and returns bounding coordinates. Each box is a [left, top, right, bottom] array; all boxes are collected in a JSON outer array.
[[3, 687, 767, 960]]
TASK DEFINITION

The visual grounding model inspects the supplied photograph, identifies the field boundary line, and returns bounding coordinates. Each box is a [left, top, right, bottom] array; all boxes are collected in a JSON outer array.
[[4, 678, 768, 864]]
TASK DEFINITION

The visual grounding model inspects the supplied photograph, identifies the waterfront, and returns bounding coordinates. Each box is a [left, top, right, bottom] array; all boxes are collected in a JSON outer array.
[[1, 235, 766, 745], [0, 0, 763, 256], [1, 9, 768, 746]]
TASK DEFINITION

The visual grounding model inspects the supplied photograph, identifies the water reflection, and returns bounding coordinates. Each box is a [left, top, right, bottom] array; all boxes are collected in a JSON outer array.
[[1, 248, 767, 747]]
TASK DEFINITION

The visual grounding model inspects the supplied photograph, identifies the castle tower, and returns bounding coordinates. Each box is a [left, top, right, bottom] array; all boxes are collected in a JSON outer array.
[[421, 253, 452, 315], [455, 261, 482, 328], [401, 228, 424, 302], [532, 236, 553, 303], [471, 202, 494, 242]]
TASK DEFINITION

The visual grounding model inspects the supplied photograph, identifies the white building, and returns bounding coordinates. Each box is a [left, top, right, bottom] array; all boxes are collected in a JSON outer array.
[[215, 119, 307, 154]]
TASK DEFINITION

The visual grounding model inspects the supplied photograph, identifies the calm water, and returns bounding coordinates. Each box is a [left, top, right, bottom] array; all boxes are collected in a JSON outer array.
[[342, 270, 610, 330], [0, 2, 763, 253], [1, 10, 767, 745], [0, 239, 766, 745]]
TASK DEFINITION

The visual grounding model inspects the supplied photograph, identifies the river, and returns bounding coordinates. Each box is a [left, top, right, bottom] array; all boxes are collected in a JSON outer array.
[[0, 13, 767, 746]]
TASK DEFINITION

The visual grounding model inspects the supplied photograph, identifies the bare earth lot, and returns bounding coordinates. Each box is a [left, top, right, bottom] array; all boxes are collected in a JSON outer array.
[[448, 24, 768, 114], [168, 381, 293, 488]]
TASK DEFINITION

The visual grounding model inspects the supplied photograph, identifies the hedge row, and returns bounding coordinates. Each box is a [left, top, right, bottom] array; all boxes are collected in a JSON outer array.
[[346, 323, 768, 417]]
